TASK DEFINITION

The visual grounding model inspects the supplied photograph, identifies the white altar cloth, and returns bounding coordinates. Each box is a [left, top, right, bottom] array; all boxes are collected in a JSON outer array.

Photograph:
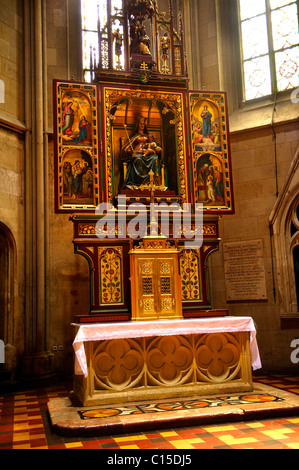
[[72, 316, 262, 377]]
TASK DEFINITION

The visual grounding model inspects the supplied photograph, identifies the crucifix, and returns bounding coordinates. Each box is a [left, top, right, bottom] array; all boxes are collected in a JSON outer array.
[[148, 170, 159, 237]]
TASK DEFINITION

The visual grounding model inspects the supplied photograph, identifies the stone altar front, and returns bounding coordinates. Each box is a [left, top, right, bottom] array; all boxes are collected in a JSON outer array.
[[72, 317, 261, 406]]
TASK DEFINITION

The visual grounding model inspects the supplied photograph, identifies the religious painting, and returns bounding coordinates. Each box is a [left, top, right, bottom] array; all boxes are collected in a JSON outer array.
[[195, 153, 224, 206], [189, 91, 234, 214], [61, 149, 94, 206], [192, 100, 222, 152], [54, 81, 100, 212], [61, 93, 92, 146], [101, 85, 189, 205]]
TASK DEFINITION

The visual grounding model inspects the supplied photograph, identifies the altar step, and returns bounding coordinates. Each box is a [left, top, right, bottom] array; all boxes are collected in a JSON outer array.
[[47, 383, 299, 437]]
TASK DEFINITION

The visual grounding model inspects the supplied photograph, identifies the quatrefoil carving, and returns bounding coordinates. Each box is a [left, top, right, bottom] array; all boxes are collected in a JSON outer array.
[[93, 339, 144, 390], [147, 336, 193, 385], [195, 333, 241, 382]]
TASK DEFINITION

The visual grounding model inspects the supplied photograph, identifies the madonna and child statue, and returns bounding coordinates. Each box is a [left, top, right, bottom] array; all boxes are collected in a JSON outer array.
[[121, 114, 166, 190]]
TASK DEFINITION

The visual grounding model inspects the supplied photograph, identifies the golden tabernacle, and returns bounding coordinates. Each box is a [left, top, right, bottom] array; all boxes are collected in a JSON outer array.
[[129, 236, 183, 321]]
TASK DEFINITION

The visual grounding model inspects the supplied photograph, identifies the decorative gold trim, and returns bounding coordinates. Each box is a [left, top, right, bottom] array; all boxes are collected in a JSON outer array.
[[98, 246, 124, 305], [179, 249, 202, 302]]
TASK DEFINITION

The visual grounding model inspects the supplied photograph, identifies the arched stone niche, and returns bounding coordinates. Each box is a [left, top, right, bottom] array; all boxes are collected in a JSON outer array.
[[269, 148, 299, 322]]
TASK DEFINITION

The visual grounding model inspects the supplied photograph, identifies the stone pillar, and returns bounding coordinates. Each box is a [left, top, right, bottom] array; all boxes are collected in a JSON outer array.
[[22, 0, 54, 381], [178, 0, 204, 90]]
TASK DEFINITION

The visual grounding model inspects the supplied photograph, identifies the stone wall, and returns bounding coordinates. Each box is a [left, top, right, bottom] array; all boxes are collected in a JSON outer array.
[[0, 0, 298, 378], [0, 0, 24, 122], [0, 0, 25, 362]]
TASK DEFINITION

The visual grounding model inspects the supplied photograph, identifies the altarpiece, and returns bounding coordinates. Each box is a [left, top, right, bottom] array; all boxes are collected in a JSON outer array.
[[53, 1, 259, 406]]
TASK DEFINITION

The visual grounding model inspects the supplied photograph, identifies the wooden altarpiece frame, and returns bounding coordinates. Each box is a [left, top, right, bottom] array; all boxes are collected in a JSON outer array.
[[188, 90, 234, 214], [101, 83, 190, 206], [53, 81, 102, 213], [54, 81, 234, 215], [53, 79, 234, 322]]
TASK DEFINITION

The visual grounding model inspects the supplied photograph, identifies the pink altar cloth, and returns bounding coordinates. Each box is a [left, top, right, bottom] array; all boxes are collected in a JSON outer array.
[[72, 316, 262, 377]]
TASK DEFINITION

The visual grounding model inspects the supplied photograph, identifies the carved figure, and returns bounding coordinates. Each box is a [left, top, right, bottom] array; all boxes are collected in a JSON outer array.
[[160, 32, 170, 59], [121, 115, 162, 188]]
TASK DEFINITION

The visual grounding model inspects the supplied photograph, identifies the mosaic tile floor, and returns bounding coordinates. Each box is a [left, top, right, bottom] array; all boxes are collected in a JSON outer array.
[[0, 374, 299, 449], [78, 393, 285, 420]]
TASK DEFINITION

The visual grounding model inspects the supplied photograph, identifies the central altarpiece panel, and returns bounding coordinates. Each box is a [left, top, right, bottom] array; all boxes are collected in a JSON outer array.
[[52, 0, 259, 406]]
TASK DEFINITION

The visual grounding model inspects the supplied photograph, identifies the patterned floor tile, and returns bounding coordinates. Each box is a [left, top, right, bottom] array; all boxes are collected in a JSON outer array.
[[0, 375, 299, 449]]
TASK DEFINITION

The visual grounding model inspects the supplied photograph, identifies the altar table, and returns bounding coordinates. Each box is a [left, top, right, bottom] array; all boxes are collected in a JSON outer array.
[[72, 317, 261, 406]]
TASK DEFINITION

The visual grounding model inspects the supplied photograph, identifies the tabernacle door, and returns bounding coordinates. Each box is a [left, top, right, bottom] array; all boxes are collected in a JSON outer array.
[[130, 239, 183, 321]]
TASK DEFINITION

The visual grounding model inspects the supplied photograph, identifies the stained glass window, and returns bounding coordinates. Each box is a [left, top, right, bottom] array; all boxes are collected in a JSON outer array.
[[239, 0, 299, 100], [81, 0, 124, 82], [81, 0, 99, 82]]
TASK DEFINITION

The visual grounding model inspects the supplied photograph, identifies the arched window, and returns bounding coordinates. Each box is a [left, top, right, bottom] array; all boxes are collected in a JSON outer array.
[[290, 200, 299, 310], [0, 223, 16, 346], [269, 149, 299, 323], [238, 0, 299, 101], [81, 0, 124, 82]]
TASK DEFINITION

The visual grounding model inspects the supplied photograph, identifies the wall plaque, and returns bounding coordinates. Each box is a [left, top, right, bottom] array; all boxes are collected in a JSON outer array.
[[223, 240, 268, 301]]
